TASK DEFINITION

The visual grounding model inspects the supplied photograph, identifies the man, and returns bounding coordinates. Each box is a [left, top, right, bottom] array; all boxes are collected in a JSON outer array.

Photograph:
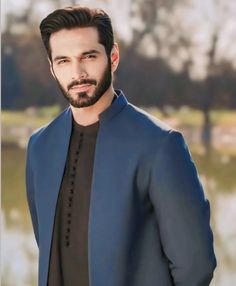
[[26, 6, 216, 286]]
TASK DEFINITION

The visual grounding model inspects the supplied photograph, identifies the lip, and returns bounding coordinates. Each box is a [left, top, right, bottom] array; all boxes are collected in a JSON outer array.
[[70, 84, 92, 93]]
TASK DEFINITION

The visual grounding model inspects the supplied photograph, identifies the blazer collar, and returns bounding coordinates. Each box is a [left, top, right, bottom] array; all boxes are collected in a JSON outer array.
[[99, 89, 128, 123]]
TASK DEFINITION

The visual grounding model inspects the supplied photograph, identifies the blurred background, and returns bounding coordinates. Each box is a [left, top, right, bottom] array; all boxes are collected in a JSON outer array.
[[1, 0, 236, 285]]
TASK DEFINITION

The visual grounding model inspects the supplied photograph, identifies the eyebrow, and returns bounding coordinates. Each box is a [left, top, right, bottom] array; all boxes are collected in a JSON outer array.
[[82, 49, 101, 56], [53, 49, 101, 62]]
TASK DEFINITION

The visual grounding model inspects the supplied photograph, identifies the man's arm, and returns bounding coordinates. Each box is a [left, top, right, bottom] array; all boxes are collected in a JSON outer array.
[[149, 130, 216, 285], [25, 137, 39, 246]]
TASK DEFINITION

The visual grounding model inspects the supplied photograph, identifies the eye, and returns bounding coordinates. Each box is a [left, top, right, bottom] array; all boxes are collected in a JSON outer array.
[[83, 54, 96, 60], [57, 59, 69, 65]]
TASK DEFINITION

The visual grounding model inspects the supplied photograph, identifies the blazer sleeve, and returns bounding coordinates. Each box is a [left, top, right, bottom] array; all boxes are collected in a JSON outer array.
[[25, 137, 39, 246], [149, 130, 216, 285]]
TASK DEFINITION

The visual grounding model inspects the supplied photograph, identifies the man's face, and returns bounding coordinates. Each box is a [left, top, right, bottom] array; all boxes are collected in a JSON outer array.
[[49, 27, 113, 108]]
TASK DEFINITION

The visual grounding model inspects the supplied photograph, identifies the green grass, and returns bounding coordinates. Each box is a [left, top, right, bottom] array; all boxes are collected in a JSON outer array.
[[211, 110, 236, 126], [146, 108, 236, 127], [2, 105, 61, 128], [2, 106, 236, 129], [171, 110, 202, 127]]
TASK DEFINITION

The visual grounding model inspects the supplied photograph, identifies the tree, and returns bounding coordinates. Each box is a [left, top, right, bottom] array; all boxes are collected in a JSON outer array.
[[126, 0, 236, 148]]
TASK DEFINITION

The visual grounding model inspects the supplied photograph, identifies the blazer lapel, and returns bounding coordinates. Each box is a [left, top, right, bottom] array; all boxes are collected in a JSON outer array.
[[37, 107, 72, 286]]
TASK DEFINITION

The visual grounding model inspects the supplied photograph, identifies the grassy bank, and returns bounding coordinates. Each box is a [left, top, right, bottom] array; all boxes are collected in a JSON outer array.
[[2, 105, 61, 128], [2, 106, 236, 129]]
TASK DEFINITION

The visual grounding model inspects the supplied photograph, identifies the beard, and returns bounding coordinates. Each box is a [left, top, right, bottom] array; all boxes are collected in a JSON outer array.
[[54, 59, 112, 108]]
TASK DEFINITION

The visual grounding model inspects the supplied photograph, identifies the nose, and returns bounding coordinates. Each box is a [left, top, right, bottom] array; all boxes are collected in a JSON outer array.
[[71, 61, 88, 80]]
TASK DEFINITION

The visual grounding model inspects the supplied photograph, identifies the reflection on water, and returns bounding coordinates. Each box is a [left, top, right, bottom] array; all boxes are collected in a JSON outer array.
[[210, 192, 236, 285], [2, 210, 38, 286], [2, 144, 236, 285]]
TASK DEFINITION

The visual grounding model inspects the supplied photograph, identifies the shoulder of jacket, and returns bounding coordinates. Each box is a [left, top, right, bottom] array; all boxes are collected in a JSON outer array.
[[27, 107, 70, 149], [123, 102, 177, 138]]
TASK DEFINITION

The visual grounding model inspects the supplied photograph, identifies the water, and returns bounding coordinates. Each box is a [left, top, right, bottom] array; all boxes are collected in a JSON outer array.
[[2, 144, 236, 285]]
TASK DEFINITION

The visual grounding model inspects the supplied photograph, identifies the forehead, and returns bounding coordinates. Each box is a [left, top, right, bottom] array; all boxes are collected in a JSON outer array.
[[50, 27, 104, 57]]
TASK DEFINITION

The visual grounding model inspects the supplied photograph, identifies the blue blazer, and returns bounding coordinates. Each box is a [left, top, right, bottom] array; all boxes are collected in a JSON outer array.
[[26, 90, 216, 286]]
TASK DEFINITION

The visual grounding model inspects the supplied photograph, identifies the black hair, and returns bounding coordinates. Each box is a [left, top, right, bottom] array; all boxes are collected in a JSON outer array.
[[39, 6, 114, 60]]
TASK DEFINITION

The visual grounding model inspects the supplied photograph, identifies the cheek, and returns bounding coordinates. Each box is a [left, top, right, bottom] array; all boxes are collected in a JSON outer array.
[[54, 69, 70, 88], [88, 57, 108, 76], [94, 62, 109, 80]]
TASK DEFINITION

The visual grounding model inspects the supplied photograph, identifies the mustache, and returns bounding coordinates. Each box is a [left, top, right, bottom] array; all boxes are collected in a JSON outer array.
[[67, 79, 97, 90]]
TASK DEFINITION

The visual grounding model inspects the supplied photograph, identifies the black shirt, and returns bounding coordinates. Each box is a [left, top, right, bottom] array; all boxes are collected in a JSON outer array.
[[47, 118, 99, 286]]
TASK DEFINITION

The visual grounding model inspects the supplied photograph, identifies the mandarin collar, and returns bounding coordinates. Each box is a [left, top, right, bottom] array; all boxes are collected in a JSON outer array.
[[98, 89, 128, 123]]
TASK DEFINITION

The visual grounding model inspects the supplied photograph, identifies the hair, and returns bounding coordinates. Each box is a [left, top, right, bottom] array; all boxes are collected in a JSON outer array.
[[39, 6, 114, 61]]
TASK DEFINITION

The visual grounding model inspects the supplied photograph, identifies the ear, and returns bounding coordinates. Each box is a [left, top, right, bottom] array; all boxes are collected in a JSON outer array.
[[110, 42, 119, 72], [48, 57, 56, 79]]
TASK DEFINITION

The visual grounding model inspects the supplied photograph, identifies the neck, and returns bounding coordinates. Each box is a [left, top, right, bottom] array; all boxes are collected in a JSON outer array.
[[70, 86, 115, 126]]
